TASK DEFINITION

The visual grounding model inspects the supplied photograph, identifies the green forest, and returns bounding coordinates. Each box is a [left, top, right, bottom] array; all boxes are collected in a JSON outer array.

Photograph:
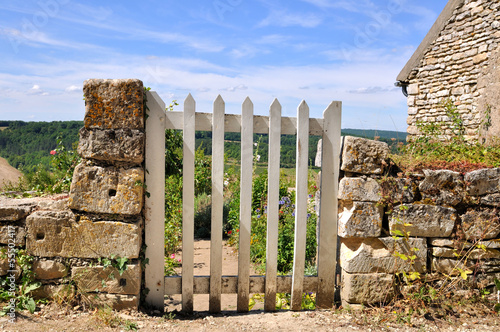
[[0, 120, 406, 172], [0, 121, 82, 171]]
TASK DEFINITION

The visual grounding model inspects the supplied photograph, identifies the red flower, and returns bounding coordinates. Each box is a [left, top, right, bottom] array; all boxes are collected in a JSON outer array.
[[236, 229, 239, 232], [50, 150, 56, 155], [228, 230, 232, 235]]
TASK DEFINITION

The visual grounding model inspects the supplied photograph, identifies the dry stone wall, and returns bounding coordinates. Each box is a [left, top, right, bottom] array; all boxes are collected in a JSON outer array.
[[405, 0, 500, 141], [333, 136, 500, 306], [0, 79, 146, 311]]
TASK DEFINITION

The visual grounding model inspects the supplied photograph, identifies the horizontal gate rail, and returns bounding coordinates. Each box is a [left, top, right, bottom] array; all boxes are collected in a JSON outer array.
[[163, 111, 325, 135], [165, 275, 319, 295]]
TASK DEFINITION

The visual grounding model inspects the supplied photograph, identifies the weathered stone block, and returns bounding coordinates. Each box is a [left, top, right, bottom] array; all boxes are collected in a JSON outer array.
[[340, 136, 389, 175], [0, 200, 33, 221], [407, 83, 419, 95], [341, 272, 395, 304], [429, 238, 455, 248], [83, 79, 143, 130], [341, 237, 426, 274], [36, 195, 70, 211], [432, 257, 500, 274], [69, 163, 144, 215], [419, 169, 465, 206], [379, 177, 416, 204], [0, 225, 25, 246], [480, 193, 500, 207], [339, 202, 383, 238], [78, 128, 145, 164], [430, 238, 500, 249], [0, 258, 21, 277], [31, 284, 75, 301], [465, 168, 500, 196], [338, 177, 380, 202], [390, 204, 457, 237], [432, 247, 500, 260], [26, 211, 142, 258], [461, 208, 500, 240], [33, 260, 68, 279], [473, 53, 488, 64], [72, 264, 141, 295], [479, 240, 500, 249]]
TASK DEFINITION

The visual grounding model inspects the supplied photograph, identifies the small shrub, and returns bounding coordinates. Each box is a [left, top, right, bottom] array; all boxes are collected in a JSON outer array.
[[394, 99, 500, 173]]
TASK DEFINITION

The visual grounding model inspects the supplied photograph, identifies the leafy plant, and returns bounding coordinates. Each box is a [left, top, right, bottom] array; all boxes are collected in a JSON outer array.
[[50, 135, 80, 193], [493, 278, 500, 313], [226, 169, 318, 274], [394, 99, 500, 172], [0, 249, 41, 315], [98, 254, 128, 277]]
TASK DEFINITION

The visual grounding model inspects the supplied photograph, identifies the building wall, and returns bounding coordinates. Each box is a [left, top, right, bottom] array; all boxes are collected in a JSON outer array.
[[406, 0, 500, 141]]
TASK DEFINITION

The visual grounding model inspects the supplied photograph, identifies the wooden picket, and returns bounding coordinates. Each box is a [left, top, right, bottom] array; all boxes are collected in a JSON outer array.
[[291, 101, 309, 310], [209, 96, 225, 313], [144, 93, 342, 313], [264, 99, 281, 311], [182, 94, 196, 313]]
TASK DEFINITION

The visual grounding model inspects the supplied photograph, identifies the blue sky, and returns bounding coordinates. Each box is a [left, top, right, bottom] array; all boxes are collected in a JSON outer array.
[[0, 0, 447, 131]]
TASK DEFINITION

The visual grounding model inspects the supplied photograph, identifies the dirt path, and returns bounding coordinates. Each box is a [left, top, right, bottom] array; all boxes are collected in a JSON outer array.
[[0, 157, 22, 189], [166, 239, 261, 312]]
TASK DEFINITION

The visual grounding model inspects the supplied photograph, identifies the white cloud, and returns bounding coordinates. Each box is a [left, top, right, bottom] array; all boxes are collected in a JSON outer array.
[[65, 85, 80, 92], [224, 84, 248, 92]]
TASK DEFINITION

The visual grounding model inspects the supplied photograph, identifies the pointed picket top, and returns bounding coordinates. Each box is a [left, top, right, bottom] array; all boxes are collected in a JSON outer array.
[[269, 98, 281, 120], [298, 100, 309, 113], [270, 98, 281, 110], [214, 94, 225, 107], [242, 96, 253, 108], [184, 93, 195, 108], [323, 101, 342, 119]]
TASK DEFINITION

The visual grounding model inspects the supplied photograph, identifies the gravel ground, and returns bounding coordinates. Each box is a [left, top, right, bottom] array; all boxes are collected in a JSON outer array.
[[1, 303, 499, 332]]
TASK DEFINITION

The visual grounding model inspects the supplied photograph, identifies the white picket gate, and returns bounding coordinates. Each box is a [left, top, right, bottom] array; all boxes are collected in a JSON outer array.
[[143, 91, 341, 313]]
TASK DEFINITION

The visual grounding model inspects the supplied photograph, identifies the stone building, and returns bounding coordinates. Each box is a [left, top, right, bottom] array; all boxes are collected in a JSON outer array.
[[396, 0, 500, 143]]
